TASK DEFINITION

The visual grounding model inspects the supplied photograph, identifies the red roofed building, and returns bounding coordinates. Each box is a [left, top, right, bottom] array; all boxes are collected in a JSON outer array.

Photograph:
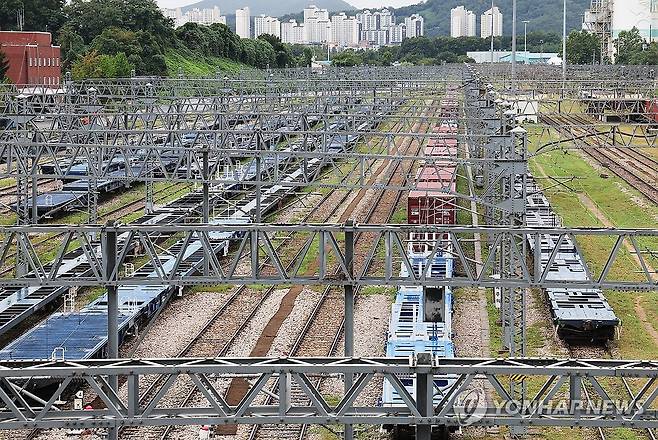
[[0, 31, 61, 86]]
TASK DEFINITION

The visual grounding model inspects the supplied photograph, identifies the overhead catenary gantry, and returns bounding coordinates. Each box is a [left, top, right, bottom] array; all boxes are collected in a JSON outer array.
[[0, 65, 656, 439]]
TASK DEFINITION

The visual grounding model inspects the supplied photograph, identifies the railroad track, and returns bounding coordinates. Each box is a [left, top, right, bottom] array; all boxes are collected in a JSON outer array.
[[116, 106, 412, 440], [247, 99, 432, 440], [540, 114, 658, 204]]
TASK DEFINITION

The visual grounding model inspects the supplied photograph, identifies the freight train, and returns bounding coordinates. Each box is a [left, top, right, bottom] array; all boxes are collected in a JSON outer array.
[[381, 88, 460, 437]]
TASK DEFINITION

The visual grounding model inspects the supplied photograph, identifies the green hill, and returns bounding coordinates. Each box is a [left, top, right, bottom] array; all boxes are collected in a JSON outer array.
[[165, 49, 251, 77], [394, 0, 590, 36]]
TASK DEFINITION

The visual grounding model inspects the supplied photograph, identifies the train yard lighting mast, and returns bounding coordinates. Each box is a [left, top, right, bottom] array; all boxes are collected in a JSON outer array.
[[490, 0, 495, 63], [511, 0, 517, 90], [562, 0, 567, 86], [523, 20, 529, 63]]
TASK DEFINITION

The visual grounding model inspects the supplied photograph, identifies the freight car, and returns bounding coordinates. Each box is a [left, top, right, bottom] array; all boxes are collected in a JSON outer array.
[[381, 112, 459, 437], [524, 176, 619, 342]]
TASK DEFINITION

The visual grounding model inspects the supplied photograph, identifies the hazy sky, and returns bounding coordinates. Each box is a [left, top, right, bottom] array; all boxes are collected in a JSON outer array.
[[156, 0, 422, 9]]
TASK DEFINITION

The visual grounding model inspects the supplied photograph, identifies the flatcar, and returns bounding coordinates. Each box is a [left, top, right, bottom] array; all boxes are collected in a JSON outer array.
[[524, 175, 619, 342]]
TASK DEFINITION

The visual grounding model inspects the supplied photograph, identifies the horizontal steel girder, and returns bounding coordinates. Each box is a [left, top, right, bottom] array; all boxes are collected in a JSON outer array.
[[0, 223, 655, 290], [1, 356, 658, 430]]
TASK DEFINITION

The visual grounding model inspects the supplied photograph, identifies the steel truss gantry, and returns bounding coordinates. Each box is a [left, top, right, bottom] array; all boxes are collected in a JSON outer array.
[[465, 71, 531, 421], [0, 223, 655, 290], [1, 356, 658, 431]]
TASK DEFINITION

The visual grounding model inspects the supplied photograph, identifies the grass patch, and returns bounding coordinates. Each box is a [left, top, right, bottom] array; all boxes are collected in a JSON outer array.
[[165, 49, 248, 77], [360, 285, 397, 301]]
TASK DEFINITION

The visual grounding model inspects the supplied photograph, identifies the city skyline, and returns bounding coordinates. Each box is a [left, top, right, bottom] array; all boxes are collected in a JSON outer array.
[[156, 0, 422, 10]]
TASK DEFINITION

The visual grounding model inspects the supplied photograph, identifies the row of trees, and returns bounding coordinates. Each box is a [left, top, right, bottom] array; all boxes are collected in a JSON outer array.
[[565, 28, 658, 65], [1, 0, 298, 78]]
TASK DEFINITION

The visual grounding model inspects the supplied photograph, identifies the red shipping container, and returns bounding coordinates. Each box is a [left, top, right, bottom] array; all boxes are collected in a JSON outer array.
[[408, 180, 457, 226], [646, 100, 658, 124], [416, 166, 456, 183], [425, 143, 457, 159], [432, 125, 458, 136]]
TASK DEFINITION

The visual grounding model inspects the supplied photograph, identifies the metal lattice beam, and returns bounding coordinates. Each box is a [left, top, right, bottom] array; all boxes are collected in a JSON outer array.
[[1, 356, 658, 430], [0, 223, 655, 290]]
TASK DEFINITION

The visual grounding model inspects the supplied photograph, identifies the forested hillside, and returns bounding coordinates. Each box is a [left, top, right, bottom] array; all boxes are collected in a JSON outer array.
[[394, 0, 590, 36]]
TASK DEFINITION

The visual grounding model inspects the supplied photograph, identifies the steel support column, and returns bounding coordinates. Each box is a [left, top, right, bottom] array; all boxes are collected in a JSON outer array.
[[103, 220, 118, 440], [415, 353, 433, 440], [203, 148, 210, 276], [344, 219, 355, 440]]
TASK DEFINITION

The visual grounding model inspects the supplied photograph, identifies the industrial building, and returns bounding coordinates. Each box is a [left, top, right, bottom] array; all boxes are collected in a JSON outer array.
[[0, 31, 61, 86], [584, 0, 658, 60]]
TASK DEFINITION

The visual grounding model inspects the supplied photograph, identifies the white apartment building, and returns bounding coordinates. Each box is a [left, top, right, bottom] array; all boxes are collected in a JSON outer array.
[[162, 6, 226, 28], [356, 9, 396, 43], [254, 15, 281, 39], [235, 7, 251, 39], [481, 6, 503, 38], [389, 23, 406, 44], [331, 13, 359, 47], [450, 6, 476, 37], [304, 5, 331, 43], [363, 29, 388, 47], [404, 14, 424, 38], [281, 20, 305, 44]]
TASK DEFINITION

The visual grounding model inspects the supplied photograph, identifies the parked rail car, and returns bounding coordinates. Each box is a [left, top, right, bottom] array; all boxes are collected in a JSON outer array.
[[382, 117, 459, 438], [0, 103, 396, 366], [408, 180, 457, 227], [0, 221, 245, 362], [524, 175, 619, 342]]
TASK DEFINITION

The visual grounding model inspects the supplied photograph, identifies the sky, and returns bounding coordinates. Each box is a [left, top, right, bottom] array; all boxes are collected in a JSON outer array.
[[156, 0, 422, 9]]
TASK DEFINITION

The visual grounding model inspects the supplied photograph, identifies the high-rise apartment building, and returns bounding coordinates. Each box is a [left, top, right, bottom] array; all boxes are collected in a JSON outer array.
[[281, 20, 305, 44], [235, 7, 251, 39], [404, 14, 424, 38], [481, 7, 503, 38], [450, 6, 476, 37], [255, 15, 281, 39], [304, 5, 331, 43], [162, 6, 226, 28], [331, 13, 359, 47]]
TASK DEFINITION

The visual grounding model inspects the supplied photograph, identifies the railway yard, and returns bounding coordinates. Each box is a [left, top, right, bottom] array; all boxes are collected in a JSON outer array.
[[0, 65, 656, 440]]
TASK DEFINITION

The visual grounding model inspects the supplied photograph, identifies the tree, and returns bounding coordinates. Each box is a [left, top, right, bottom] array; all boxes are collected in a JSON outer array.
[[90, 27, 166, 75], [71, 50, 134, 79], [565, 30, 600, 64], [58, 26, 86, 69], [0, 49, 9, 82], [302, 47, 314, 67], [257, 34, 293, 68], [0, 0, 66, 34], [63, 0, 175, 49], [616, 27, 644, 64], [332, 50, 362, 67]]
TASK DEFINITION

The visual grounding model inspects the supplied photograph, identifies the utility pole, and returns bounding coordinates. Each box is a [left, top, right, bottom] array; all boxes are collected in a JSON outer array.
[[490, 0, 495, 63], [562, 0, 567, 85], [511, 0, 517, 90], [523, 20, 529, 64]]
